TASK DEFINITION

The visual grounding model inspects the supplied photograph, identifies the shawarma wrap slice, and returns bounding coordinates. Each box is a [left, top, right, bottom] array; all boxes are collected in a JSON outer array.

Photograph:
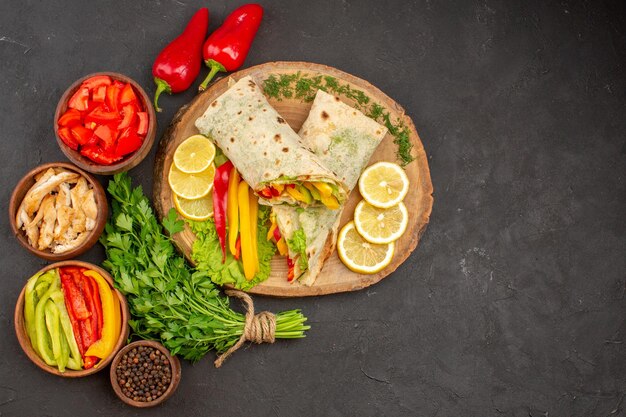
[[194, 76, 347, 209], [272, 89, 388, 285]]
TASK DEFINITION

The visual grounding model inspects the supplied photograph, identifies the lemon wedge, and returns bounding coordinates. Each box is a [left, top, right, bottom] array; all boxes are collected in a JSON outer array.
[[337, 221, 395, 274], [358, 162, 409, 208], [168, 163, 215, 200], [173, 135, 216, 174], [354, 200, 408, 244], [173, 192, 214, 221]]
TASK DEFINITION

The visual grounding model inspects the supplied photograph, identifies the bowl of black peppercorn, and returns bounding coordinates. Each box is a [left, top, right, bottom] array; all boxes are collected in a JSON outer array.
[[110, 340, 181, 407]]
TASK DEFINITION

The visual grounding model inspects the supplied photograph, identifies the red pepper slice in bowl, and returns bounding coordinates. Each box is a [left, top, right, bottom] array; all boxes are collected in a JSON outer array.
[[80, 145, 122, 165], [68, 87, 89, 111], [115, 127, 142, 156], [58, 108, 82, 127], [119, 84, 138, 106], [58, 127, 80, 150], [81, 75, 112, 90]]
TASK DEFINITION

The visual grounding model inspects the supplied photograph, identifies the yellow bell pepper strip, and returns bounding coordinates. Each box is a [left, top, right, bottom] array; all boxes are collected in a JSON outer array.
[[287, 186, 312, 204], [227, 167, 240, 257], [84, 270, 119, 361], [272, 183, 284, 194], [267, 222, 278, 241], [303, 183, 321, 201], [44, 300, 66, 372], [50, 290, 83, 369], [110, 284, 122, 346], [237, 181, 256, 280], [312, 182, 333, 198], [248, 190, 259, 274], [320, 194, 340, 210], [276, 237, 289, 256]]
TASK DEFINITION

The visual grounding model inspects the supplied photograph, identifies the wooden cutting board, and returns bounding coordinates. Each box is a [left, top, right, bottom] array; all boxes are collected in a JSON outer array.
[[153, 61, 433, 297]]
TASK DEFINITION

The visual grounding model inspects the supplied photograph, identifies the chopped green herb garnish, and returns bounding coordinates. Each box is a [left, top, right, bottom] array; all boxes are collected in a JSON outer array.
[[263, 72, 415, 166]]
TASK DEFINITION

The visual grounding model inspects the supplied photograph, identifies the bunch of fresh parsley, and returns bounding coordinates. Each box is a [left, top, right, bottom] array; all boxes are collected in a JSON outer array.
[[100, 173, 309, 362]]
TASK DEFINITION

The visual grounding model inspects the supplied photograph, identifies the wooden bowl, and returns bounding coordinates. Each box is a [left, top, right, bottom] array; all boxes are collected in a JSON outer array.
[[9, 162, 108, 261], [14, 261, 130, 377], [110, 340, 181, 408], [54, 72, 157, 175]]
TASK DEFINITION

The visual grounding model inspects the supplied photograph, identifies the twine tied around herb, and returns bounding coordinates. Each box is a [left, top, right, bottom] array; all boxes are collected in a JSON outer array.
[[214, 290, 276, 368]]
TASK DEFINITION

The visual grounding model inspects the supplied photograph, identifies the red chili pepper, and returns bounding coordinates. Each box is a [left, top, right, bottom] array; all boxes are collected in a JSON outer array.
[[152, 8, 209, 112], [213, 160, 233, 262], [198, 4, 263, 91]]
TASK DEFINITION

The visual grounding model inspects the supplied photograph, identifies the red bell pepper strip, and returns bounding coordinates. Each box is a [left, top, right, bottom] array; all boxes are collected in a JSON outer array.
[[87, 275, 103, 341], [117, 104, 136, 130], [71, 125, 94, 146], [59, 271, 85, 355], [84, 107, 120, 125], [273, 225, 282, 242], [81, 75, 112, 90], [213, 160, 233, 262], [105, 84, 121, 112], [57, 127, 79, 150], [198, 4, 263, 91], [119, 84, 139, 106], [57, 108, 82, 127], [73, 272, 100, 344], [115, 127, 143, 156], [233, 236, 242, 260], [68, 87, 89, 111], [258, 187, 272, 198], [80, 145, 122, 165], [152, 8, 209, 112], [136, 112, 148, 135], [287, 257, 295, 282], [92, 85, 107, 102], [60, 271, 90, 321], [83, 356, 98, 370]]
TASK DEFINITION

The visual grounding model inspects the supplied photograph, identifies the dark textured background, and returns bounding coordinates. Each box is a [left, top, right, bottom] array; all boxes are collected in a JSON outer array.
[[1, 0, 624, 416]]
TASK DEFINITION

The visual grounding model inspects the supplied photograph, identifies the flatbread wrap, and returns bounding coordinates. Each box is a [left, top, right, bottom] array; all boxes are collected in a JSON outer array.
[[271, 90, 388, 285], [194, 76, 347, 209]]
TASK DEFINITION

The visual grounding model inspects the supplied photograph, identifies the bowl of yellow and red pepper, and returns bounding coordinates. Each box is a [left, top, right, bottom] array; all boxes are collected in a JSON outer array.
[[14, 261, 129, 377]]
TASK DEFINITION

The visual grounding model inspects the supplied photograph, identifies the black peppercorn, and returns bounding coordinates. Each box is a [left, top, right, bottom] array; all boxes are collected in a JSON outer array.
[[116, 345, 173, 403]]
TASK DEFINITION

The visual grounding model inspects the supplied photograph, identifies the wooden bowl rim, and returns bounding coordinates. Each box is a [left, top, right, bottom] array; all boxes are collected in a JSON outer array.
[[8, 162, 108, 261], [14, 261, 130, 378], [109, 340, 181, 408], [53, 71, 157, 175]]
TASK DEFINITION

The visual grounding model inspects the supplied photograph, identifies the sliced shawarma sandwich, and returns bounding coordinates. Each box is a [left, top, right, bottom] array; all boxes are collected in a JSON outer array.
[[194, 76, 348, 210], [268, 89, 388, 285]]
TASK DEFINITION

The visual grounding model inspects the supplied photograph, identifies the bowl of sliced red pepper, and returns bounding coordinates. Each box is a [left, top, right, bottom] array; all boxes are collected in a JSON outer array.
[[14, 261, 130, 377], [54, 72, 157, 175]]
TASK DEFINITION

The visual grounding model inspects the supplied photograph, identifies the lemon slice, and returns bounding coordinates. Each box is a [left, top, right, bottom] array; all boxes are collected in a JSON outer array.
[[173, 135, 216, 174], [337, 221, 395, 274], [173, 192, 214, 221], [168, 163, 215, 199], [354, 200, 408, 244], [358, 162, 409, 208]]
